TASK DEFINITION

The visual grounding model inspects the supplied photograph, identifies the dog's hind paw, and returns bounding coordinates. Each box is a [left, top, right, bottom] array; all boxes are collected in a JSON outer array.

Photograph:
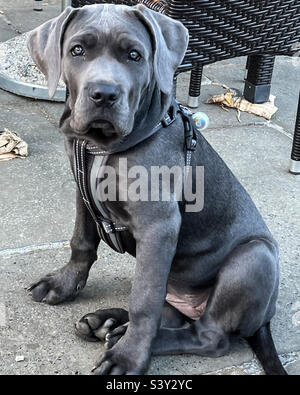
[[75, 308, 129, 343], [104, 323, 128, 349]]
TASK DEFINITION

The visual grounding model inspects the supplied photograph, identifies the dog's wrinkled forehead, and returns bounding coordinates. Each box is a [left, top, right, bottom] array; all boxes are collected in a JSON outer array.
[[79, 4, 133, 31], [64, 4, 152, 55]]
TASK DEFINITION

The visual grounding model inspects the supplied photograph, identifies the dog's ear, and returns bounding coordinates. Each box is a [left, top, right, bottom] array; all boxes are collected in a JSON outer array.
[[27, 7, 78, 98], [131, 4, 189, 95]]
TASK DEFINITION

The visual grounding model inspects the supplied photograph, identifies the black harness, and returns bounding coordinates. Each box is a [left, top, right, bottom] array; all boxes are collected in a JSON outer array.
[[72, 101, 198, 254]]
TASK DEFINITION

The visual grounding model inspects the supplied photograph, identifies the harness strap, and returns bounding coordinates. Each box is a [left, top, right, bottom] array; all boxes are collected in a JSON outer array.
[[72, 102, 198, 254], [73, 139, 126, 253], [178, 104, 198, 180]]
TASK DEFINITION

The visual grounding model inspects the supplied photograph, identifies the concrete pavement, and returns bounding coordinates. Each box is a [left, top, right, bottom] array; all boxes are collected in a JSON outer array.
[[0, 0, 299, 375]]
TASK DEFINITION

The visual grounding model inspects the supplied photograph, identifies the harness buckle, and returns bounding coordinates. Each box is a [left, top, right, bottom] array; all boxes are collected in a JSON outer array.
[[186, 137, 197, 151], [190, 138, 197, 151], [161, 104, 177, 128], [161, 114, 173, 127], [102, 220, 116, 234], [179, 104, 192, 117]]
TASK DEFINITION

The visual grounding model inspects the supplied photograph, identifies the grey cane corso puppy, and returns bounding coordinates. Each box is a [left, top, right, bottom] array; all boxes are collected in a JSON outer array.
[[27, 4, 287, 375]]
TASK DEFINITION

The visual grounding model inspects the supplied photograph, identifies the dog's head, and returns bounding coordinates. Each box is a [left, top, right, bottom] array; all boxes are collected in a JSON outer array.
[[27, 4, 188, 150]]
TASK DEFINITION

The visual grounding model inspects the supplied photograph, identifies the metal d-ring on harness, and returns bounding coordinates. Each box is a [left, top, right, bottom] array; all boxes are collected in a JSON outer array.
[[72, 102, 198, 254]]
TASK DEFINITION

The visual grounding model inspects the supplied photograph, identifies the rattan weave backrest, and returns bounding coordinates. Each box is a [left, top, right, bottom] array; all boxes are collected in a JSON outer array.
[[72, 0, 300, 71]]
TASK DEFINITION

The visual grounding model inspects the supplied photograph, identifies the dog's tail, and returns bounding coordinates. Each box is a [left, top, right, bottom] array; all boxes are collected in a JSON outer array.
[[246, 322, 287, 375]]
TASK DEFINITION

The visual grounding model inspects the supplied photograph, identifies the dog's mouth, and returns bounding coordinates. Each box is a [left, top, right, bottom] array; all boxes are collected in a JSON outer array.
[[90, 120, 112, 132], [67, 114, 126, 147], [87, 119, 120, 142]]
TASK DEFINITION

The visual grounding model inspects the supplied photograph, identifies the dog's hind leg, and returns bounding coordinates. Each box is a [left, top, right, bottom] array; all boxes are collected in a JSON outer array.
[[75, 302, 190, 347], [153, 240, 286, 374], [152, 317, 230, 358], [161, 301, 193, 328], [28, 188, 100, 304]]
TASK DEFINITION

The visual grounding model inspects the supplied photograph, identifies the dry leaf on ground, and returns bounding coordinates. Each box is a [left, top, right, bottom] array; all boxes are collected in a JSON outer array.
[[0, 129, 28, 162]]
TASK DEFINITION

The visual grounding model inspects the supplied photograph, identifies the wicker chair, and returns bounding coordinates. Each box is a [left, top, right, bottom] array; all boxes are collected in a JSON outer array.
[[71, 0, 300, 174]]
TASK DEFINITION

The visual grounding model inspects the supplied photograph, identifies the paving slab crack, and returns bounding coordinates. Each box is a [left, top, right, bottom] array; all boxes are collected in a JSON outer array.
[[0, 13, 22, 36], [205, 121, 267, 132], [205, 120, 294, 136], [265, 121, 293, 140], [205, 350, 300, 375], [36, 102, 60, 128], [0, 101, 60, 129], [0, 101, 35, 111], [0, 241, 70, 257]]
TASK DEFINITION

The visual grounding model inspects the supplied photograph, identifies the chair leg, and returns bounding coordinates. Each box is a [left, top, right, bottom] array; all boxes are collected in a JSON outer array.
[[244, 56, 250, 79], [244, 55, 275, 104], [290, 91, 300, 174], [187, 63, 203, 108], [62, 0, 72, 11], [173, 76, 177, 98]]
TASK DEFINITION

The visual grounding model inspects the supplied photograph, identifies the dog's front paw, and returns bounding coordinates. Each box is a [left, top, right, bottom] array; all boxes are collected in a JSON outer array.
[[75, 308, 129, 343], [92, 341, 150, 375], [28, 263, 89, 305]]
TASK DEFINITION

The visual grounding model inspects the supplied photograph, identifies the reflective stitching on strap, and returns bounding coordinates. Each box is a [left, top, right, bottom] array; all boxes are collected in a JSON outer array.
[[186, 150, 192, 167], [88, 151, 108, 155], [101, 221, 127, 234], [185, 150, 192, 181], [185, 150, 192, 180], [76, 140, 86, 205], [81, 141, 96, 220]]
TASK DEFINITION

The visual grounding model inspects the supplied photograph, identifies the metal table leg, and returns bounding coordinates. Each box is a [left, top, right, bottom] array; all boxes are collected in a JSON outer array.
[[290, 91, 300, 174]]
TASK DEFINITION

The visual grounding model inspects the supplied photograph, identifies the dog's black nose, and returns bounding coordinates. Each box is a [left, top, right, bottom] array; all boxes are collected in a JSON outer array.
[[89, 84, 120, 106]]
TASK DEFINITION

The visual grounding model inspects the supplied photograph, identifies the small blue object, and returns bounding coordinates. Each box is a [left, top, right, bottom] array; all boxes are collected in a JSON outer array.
[[192, 112, 210, 131]]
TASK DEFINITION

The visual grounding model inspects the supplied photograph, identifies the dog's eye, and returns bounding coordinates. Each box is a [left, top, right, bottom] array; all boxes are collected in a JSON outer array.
[[71, 45, 85, 57], [128, 50, 141, 62]]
